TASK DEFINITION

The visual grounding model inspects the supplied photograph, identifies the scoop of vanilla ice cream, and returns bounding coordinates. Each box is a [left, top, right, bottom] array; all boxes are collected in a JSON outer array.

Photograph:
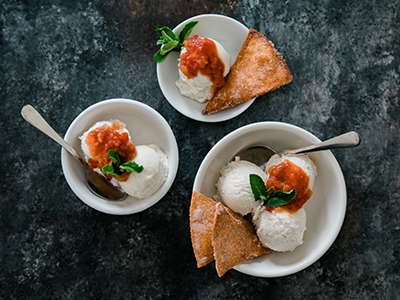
[[253, 206, 307, 252], [175, 38, 230, 103], [265, 154, 317, 189], [215, 159, 266, 216], [80, 119, 130, 162], [212, 39, 231, 77], [119, 144, 168, 199]]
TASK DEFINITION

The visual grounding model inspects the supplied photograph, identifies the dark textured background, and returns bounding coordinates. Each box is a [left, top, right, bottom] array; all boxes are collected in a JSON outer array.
[[1, 0, 399, 299]]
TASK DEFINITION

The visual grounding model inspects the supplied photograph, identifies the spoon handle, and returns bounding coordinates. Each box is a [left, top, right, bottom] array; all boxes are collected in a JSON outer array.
[[21, 105, 82, 163], [285, 131, 361, 155]]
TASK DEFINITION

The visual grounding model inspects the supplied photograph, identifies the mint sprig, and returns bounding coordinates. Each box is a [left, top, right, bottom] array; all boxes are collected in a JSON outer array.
[[108, 149, 121, 165], [119, 161, 144, 173], [154, 21, 198, 63], [102, 150, 144, 177], [249, 174, 296, 208]]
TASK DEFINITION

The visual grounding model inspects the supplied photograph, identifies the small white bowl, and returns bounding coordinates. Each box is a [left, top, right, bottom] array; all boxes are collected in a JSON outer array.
[[157, 14, 254, 122], [61, 98, 179, 215], [193, 122, 347, 277]]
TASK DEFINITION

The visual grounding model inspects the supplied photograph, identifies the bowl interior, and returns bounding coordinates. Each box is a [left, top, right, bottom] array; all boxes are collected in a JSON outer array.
[[156, 14, 254, 122], [193, 122, 346, 277], [61, 98, 179, 215]]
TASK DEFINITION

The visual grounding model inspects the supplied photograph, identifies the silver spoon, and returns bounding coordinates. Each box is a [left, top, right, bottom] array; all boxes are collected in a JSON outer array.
[[21, 105, 127, 201], [235, 131, 361, 168]]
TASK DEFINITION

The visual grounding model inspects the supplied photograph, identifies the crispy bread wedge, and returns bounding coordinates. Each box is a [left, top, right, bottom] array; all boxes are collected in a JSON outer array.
[[203, 28, 293, 114], [212, 202, 271, 277], [189, 191, 217, 268]]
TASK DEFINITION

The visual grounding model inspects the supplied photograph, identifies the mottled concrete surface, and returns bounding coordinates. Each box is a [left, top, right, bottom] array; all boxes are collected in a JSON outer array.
[[1, 0, 399, 299]]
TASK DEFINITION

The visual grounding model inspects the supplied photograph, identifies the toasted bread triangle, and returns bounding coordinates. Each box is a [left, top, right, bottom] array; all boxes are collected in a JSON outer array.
[[203, 28, 293, 114], [212, 202, 271, 277], [189, 191, 216, 268]]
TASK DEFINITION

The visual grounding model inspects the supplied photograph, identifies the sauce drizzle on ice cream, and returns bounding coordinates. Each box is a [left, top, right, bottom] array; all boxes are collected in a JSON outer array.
[[179, 35, 226, 87], [266, 159, 313, 213], [85, 122, 136, 181]]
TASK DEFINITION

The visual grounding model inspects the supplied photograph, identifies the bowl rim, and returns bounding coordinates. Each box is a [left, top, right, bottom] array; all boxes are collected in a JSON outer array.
[[61, 98, 179, 215]]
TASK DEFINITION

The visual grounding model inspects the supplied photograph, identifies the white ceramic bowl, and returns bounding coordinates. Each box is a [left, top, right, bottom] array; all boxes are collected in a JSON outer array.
[[157, 14, 254, 122], [61, 98, 179, 215], [193, 122, 346, 277]]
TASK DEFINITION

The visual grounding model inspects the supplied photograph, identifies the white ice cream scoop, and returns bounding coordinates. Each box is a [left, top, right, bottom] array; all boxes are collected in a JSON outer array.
[[253, 206, 307, 252], [119, 144, 168, 199], [214, 159, 266, 216], [175, 37, 230, 103]]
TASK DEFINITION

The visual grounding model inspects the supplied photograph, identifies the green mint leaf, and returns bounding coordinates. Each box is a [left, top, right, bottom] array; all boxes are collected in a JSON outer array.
[[154, 50, 167, 63], [154, 48, 181, 63], [265, 187, 273, 199], [156, 26, 178, 43], [250, 174, 297, 208], [154, 22, 198, 63], [159, 40, 180, 55], [102, 164, 121, 177], [119, 161, 144, 173], [102, 160, 144, 177], [154, 27, 180, 62], [250, 174, 268, 202], [107, 150, 121, 165], [179, 21, 198, 44], [267, 189, 296, 207], [102, 149, 144, 177]]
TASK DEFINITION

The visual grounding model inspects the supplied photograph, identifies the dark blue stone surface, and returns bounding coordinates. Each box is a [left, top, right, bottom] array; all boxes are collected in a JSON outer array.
[[1, 0, 399, 298]]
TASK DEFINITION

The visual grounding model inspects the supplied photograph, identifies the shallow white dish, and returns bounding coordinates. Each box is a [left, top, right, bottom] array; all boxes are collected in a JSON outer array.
[[157, 14, 254, 123], [193, 122, 346, 277], [61, 98, 179, 215]]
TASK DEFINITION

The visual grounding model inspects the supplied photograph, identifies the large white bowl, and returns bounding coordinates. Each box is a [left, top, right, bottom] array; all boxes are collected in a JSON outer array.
[[157, 14, 254, 122], [193, 122, 346, 277], [61, 98, 179, 215]]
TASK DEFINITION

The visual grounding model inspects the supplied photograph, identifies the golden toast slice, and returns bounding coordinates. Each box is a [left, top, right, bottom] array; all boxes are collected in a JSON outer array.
[[189, 191, 216, 268], [212, 202, 271, 277], [203, 28, 293, 114]]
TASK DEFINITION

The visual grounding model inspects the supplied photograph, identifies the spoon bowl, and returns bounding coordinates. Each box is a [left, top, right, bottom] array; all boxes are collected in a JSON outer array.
[[234, 145, 275, 170], [235, 131, 361, 166], [21, 105, 126, 201]]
